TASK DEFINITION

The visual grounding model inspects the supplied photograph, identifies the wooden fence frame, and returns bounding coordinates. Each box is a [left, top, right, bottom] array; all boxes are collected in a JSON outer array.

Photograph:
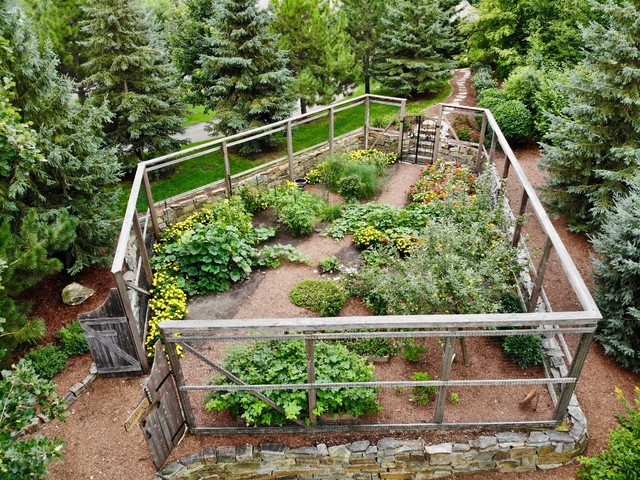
[[103, 95, 405, 375], [157, 103, 601, 433]]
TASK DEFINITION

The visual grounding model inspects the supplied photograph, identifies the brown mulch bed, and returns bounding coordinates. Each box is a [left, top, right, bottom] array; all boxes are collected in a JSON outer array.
[[32, 73, 640, 480]]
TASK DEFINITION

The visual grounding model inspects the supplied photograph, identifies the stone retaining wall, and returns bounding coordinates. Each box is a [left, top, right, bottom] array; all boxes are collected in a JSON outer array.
[[155, 423, 587, 480]]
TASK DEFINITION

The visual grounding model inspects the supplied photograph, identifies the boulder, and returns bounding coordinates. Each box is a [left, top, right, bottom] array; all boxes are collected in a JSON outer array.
[[62, 282, 95, 306]]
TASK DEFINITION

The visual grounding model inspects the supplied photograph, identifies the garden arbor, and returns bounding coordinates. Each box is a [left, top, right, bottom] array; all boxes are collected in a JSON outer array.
[[82, 95, 599, 467]]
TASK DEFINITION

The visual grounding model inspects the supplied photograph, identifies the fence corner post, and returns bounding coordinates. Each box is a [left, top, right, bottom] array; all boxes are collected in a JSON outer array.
[[287, 120, 294, 179], [364, 96, 370, 149], [222, 141, 232, 198]]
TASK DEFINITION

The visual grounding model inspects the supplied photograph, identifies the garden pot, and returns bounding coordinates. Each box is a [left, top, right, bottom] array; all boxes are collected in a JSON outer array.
[[294, 177, 308, 189]]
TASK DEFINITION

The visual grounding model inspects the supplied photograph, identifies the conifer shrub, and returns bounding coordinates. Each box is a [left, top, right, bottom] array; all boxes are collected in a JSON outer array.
[[592, 179, 640, 372]]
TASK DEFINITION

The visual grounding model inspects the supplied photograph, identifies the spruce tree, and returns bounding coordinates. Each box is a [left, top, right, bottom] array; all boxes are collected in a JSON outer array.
[[1, 0, 122, 274], [82, 0, 186, 168], [592, 176, 640, 372], [539, 0, 640, 232], [272, 0, 356, 114], [342, 0, 386, 94], [20, 0, 90, 101], [371, 0, 458, 97], [190, 0, 295, 146]]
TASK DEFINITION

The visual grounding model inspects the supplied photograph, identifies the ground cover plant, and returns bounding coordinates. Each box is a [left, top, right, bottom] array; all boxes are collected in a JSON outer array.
[[205, 340, 380, 425], [289, 279, 349, 317]]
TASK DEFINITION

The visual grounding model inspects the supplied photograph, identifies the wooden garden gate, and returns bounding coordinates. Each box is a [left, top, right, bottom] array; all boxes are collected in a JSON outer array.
[[79, 289, 146, 376], [399, 115, 440, 164], [136, 342, 186, 468]]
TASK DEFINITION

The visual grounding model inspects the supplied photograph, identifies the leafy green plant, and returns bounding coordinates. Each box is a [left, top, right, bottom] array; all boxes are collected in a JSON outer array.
[[255, 244, 308, 268], [270, 184, 326, 236], [0, 359, 67, 479], [290, 279, 349, 317], [337, 163, 380, 200], [237, 182, 270, 213], [318, 256, 339, 274], [577, 387, 640, 479], [23, 345, 67, 379], [400, 338, 428, 362], [205, 340, 380, 425], [502, 335, 544, 369], [449, 391, 460, 405], [410, 372, 438, 405], [320, 203, 343, 222], [339, 334, 397, 357], [57, 322, 89, 356], [490, 99, 533, 144]]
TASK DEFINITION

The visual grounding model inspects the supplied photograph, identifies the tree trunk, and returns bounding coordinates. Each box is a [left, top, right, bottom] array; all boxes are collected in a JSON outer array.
[[364, 54, 371, 94], [300, 97, 308, 115]]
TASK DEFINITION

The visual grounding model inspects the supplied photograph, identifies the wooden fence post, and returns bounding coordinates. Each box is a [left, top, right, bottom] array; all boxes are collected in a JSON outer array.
[[165, 337, 197, 430], [397, 99, 407, 158], [305, 338, 318, 425], [114, 271, 149, 373], [434, 337, 455, 423], [329, 107, 335, 155], [475, 112, 488, 172], [433, 104, 443, 163], [142, 168, 161, 239], [555, 332, 594, 422], [364, 96, 370, 149], [287, 120, 294, 179], [512, 190, 529, 248], [132, 216, 153, 286], [222, 141, 232, 198], [528, 235, 553, 312]]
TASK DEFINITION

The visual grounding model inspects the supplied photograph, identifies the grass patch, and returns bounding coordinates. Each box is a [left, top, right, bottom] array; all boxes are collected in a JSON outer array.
[[119, 83, 451, 215], [182, 104, 214, 126]]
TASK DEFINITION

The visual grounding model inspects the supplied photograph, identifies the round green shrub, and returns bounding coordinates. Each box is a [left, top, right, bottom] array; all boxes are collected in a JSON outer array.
[[205, 340, 380, 425], [24, 345, 68, 379], [491, 99, 533, 144], [502, 335, 544, 369], [477, 87, 509, 111], [290, 279, 349, 317], [57, 321, 89, 356]]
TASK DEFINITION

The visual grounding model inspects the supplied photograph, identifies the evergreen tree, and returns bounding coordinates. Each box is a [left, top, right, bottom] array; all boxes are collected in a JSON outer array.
[[191, 0, 295, 147], [1, 0, 122, 275], [82, 0, 186, 168], [20, 0, 90, 101], [592, 176, 640, 372], [272, 0, 356, 113], [342, 0, 386, 94], [539, 0, 640, 232], [371, 0, 458, 97]]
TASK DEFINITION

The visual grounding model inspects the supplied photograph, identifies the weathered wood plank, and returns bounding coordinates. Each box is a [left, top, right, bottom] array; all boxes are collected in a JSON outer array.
[[159, 311, 599, 336]]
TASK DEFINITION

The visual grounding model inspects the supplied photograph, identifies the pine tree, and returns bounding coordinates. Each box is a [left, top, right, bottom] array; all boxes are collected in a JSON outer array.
[[82, 0, 186, 168], [342, 0, 386, 94], [271, 0, 356, 114], [592, 176, 640, 372], [1, 0, 122, 274], [190, 0, 295, 147], [371, 0, 458, 97], [539, 0, 640, 232], [20, 0, 90, 101]]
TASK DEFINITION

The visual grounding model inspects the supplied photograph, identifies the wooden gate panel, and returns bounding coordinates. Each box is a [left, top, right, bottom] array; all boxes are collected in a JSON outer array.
[[140, 341, 186, 468], [79, 289, 143, 376]]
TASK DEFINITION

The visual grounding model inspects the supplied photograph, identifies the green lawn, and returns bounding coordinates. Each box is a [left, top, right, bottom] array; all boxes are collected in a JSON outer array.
[[182, 105, 214, 126], [121, 82, 452, 214]]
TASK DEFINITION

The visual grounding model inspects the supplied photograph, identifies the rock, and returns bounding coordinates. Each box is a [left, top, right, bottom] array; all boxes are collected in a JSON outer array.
[[62, 282, 95, 306]]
